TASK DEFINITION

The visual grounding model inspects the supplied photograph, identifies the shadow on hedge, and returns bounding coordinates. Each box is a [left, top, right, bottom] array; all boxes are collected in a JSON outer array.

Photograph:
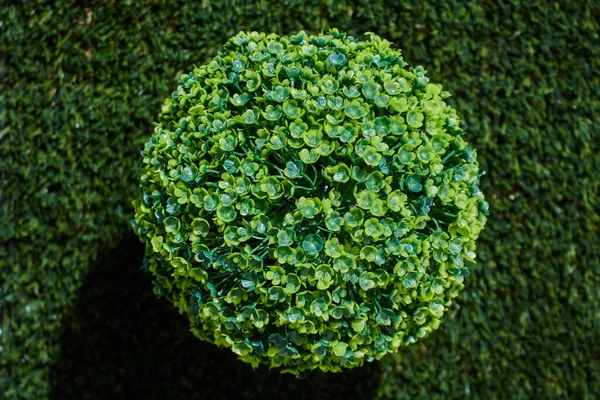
[[52, 234, 382, 399]]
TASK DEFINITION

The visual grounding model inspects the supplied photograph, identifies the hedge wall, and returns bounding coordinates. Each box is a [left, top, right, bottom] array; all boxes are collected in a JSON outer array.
[[1, 0, 598, 399]]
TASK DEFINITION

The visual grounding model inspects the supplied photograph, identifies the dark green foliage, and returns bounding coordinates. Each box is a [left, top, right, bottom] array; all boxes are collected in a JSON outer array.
[[375, 2, 600, 399], [131, 30, 486, 373], [0, 2, 359, 398], [1, 0, 599, 399]]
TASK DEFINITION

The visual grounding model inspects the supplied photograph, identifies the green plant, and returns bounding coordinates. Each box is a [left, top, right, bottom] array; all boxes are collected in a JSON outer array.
[[4, 1, 599, 398], [132, 29, 487, 373]]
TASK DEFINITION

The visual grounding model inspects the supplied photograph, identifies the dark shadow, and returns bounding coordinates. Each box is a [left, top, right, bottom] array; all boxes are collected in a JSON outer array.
[[52, 234, 382, 400]]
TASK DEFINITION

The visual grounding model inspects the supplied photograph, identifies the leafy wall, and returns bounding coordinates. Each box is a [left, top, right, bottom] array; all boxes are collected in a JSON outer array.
[[1, 1, 598, 399]]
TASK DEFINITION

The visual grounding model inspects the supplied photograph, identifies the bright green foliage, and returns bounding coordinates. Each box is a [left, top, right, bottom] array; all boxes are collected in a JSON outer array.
[[3, 1, 599, 399], [131, 30, 487, 373]]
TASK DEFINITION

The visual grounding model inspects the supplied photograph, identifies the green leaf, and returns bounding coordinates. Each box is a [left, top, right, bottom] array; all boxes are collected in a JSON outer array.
[[245, 71, 261, 91], [316, 140, 335, 156], [277, 229, 296, 247], [364, 218, 384, 238], [314, 265, 334, 290], [361, 145, 382, 166], [151, 235, 163, 252], [327, 96, 344, 110], [180, 166, 197, 183], [242, 107, 260, 124], [191, 218, 210, 236], [342, 85, 360, 98], [328, 52, 347, 67], [310, 298, 328, 317], [268, 286, 287, 302], [240, 159, 259, 176], [345, 100, 368, 119], [203, 194, 218, 212], [224, 226, 240, 246], [266, 266, 286, 285], [351, 319, 366, 332], [324, 238, 344, 258], [398, 145, 416, 164], [406, 174, 423, 192], [322, 75, 340, 94], [164, 217, 180, 233], [343, 207, 365, 227], [351, 166, 368, 182], [262, 105, 283, 121], [297, 197, 321, 219], [374, 94, 390, 108], [407, 110, 424, 128], [284, 274, 301, 294], [269, 131, 286, 150], [417, 145, 435, 163], [429, 300, 444, 318], [374, 116, 391, 135], [219, 135, 237, 151], [259, 177, 283, 199], [359, 273, 378, 292], [283, 99, 303, 118], [356, 190, 378, 210], [333, 255, 355, 273], [289, 120, 308, 138], [270, 85, 290, 102], [284, 160, 303, 178], [365, 171, 385, 192], [284, 306, 305, 323], [274, 246, 294, 263], [230, 93, 250, 107], [328, 164, 351, 183], [362, 81, 380, 99], [303, 234, 324, 256], [403, 272, 419, 289], [303, 129, 324, 147], [359, 246, 378, 262], [325, 212, 344, 231], [172, 257, 189, 273], [384, 80, 401, 95], [232, 341, 252, 356], [339, 124, 358, 143], [387, 191, 407, 212], [391, 117, 407, 135], [216, 205, 237, 222], [399, 238, 421, 257], [299, 148, 320, 164], [241, 272, 258, 291], [333, 342, 348, 357]]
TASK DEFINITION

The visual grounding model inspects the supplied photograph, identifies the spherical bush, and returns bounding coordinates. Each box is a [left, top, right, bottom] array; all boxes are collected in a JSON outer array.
[[131, 29, 488, 373]]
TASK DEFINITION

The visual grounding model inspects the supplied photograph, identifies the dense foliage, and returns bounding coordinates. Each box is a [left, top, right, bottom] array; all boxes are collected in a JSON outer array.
[[1, 1, 598, 399], [131, 30, 486, 372]]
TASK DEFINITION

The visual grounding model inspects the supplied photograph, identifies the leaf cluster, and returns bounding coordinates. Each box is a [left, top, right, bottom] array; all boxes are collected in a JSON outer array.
[[132, 29, 487, 373]]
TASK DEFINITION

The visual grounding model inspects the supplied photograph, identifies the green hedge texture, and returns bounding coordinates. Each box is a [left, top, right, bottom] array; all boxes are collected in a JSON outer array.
[[132, 29, 487, 373], [1, 0, 599, 399]]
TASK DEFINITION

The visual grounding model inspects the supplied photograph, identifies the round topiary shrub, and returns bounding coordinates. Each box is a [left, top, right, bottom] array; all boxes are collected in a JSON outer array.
[[131, 29, 488, 373]]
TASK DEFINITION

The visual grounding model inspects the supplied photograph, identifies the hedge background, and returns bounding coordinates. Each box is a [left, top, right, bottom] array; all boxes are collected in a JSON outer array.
[[1, 1, 598, 399]]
